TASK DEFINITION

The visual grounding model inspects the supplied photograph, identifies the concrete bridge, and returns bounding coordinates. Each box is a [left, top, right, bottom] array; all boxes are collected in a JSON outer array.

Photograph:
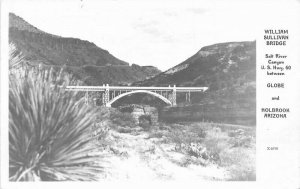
[[66, 85, 208, 107]]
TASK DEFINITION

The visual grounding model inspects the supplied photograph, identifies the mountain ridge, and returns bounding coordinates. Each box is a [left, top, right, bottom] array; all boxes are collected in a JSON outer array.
[[132, 41, 256, 125], [9, 13, 161, 85], [135, 41, 255, 88]]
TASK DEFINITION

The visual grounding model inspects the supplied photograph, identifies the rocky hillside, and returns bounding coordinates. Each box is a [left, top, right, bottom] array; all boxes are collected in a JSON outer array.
[[135, 41, 255, 89], [9, 13, 160, 85], [135, 41, 256, 101], [135, 41, 256, 125]]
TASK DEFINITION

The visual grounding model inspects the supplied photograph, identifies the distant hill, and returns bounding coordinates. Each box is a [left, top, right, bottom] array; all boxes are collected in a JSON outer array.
[[9, 13, 160, 85], [135, 41, 256, 102], [135, 41, 255, 89], [134, 41, 256, 125]]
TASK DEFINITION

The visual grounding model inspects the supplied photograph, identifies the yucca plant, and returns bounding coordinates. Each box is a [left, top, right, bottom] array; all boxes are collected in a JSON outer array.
[[9, 43, 24, 69], [9, 45, 104, 181]]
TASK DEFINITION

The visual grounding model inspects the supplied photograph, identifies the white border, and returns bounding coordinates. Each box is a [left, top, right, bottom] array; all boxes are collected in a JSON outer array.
[[1, 0, 9, 187], [1, 0, 300, 189]]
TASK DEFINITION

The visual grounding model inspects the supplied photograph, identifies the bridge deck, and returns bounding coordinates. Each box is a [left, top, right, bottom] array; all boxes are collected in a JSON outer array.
[[66, 86, 208, 92]]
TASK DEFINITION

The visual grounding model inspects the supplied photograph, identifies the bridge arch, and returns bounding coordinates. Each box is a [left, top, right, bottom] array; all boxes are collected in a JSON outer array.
[[106, 90, 172, 107]]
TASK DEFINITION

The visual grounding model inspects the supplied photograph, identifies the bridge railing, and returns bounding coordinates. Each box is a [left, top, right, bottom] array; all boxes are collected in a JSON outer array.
[[65, 84, 208, 107], [65, 85, 209, 92]]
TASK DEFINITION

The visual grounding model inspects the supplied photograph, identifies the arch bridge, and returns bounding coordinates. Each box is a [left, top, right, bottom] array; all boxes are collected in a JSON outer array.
[[66, 84, 208, 107]]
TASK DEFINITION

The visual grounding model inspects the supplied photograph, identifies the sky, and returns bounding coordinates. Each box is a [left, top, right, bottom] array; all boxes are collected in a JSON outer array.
[[6, 0, 299, 71]]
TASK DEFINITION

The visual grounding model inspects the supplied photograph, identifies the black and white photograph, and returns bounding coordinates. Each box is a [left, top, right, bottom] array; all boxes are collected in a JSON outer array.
[[1, 0, 299, 186]]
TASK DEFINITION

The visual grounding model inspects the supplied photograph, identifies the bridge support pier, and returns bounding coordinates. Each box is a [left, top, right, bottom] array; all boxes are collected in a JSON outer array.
[[85, 91, 89, 105], [172, 85, 177, 106], [102, 84, 110, 107], [185, 91, 191, 103]]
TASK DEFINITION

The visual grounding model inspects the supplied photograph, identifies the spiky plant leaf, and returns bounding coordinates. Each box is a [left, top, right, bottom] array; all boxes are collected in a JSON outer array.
[[9, 47, 104, 181], [9, 43, 26, 69]]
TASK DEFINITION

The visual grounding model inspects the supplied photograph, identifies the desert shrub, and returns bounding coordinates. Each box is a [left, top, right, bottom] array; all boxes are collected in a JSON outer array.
[[175, 142, 209, 160], [148, 131, 165, 139], [219, 148, 256, 181], [158, 124, 172, 131], [188, 124, 207, 139], [230, 136, 253, 148], [157, 121, 256, 180], [117, 126, 133, 133], [9, 53, 103, 181], [167, 130, 194, 144], [228, 129, 253, 148], [202, 128, 230, 163], [228, 129, 244, 137], [167, 123, 207, 146], [187, 143, 209, 159], [203, 127, 256, 180], [90, 121, 109, 143]]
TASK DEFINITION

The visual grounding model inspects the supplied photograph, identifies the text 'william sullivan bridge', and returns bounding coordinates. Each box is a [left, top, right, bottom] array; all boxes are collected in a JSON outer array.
[[66, 85, 208, 107]]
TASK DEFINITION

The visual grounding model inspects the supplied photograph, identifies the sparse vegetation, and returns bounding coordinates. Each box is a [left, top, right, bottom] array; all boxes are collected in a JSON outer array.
[[9, 60, 255, 181], [145, 122, 256, 180], [9, 49, 104, 181], [93, 105, 255, 181]]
